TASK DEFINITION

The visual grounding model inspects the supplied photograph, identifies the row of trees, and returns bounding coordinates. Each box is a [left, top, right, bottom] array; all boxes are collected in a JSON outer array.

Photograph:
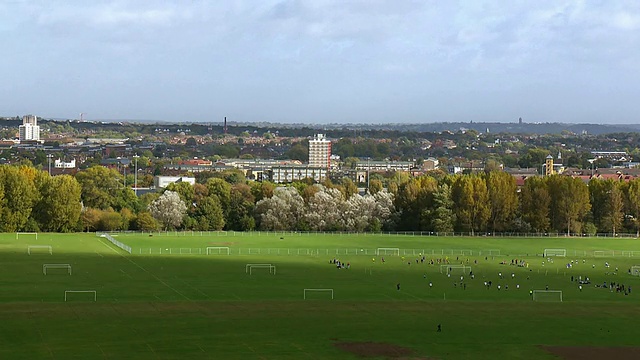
[[1, 163, 639, 235]]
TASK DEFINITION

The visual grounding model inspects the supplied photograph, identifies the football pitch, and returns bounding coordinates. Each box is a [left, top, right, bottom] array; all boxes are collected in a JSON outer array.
[[2, 232, 640, 359]]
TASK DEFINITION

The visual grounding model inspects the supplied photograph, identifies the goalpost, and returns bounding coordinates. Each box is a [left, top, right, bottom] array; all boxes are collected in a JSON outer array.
[[631, 266, 640, 276], [376, 248, 400, 256], [440, 265, 471, 274], [206, 247, 230, 255], [303, 288, 334, 300], [532, 290, 563, 302], [485, 249, 501, 256], [43, 264, 72, 275], [64, 290, 97, 302], [28, 245, 52, 255], [543, 249, 566, 257], [249, 265, 276, 275], [593, 250, 614, 257], [17, 232, 38, 240], [246, 264, 272, 273]]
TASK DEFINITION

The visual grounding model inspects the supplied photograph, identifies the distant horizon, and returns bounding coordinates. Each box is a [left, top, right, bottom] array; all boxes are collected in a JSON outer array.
[[2, 1, 640, 124], [4, 115, 639, 127]]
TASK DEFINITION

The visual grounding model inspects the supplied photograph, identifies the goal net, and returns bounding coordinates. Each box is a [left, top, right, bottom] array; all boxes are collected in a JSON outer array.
[[43, 264, 72, 275], [532, 290, 563, 302], [246, 264, 272, 273], [206, 247, 230, 255], [28, 245, 52, 255], [440, 265, 471, 275], [303, 288, 334, 300], [65, 290, 97, 302], [485, 249, 501, 256], [544, 249, 566, 257], [17, 232, 38, 240], [631, 266, 640, 276], [593, 250, 614, 257], [376, 248, 400, 256], [248, 265, 276, 275]]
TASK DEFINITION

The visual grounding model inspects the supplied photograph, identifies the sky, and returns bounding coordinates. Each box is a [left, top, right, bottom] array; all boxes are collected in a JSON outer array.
[[1, 0, 640, 124]]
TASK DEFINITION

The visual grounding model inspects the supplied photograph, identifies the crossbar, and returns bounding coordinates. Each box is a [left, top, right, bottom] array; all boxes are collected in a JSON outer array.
[[28, 245, 52, 255], [43, 264, 71, 275], [246, 263, 272, 273]]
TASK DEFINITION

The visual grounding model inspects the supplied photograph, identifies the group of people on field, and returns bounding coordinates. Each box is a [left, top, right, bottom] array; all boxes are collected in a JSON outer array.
[[329, 258, 350, 269]]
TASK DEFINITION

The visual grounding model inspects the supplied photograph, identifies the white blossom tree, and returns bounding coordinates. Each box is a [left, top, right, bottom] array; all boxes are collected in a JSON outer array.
[[305, 186, 345, 231], [373, 190, 395, 230], [255, 187, 304, 230], [343, 194, 377, 232], [148, 191, 187, 230]]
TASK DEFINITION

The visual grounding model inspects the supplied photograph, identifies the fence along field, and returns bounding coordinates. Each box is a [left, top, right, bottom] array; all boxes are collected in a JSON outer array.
[[2, 232, 640, 359]]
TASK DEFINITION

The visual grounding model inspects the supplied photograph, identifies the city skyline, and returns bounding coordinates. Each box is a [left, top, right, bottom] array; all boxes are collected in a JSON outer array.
[[2, 1, 640, 124]]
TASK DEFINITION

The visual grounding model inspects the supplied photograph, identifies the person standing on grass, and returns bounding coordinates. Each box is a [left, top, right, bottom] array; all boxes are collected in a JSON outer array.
[[437, 324, 441, 332], [397, 283, 401, 291]]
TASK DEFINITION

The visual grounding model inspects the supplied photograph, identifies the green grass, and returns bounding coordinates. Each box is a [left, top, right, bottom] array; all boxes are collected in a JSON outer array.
[[2, 232, 640, 359]]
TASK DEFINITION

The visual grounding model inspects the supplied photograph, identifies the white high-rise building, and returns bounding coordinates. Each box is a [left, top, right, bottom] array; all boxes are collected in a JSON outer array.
[[19, 115, 40, 142], [308, 134, 331, 168]]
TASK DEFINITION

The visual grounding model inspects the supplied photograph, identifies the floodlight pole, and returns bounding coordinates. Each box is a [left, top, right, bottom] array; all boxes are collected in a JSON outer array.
[[133, 155, 140, 196], [47, 153, 53, 175]]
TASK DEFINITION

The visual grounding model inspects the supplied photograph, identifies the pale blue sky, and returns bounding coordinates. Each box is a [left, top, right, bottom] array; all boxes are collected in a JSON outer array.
[[2, 1, 639, 124]]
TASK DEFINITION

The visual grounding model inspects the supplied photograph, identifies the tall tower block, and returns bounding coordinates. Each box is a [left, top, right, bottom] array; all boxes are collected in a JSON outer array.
[[308, 134, 331, 169]]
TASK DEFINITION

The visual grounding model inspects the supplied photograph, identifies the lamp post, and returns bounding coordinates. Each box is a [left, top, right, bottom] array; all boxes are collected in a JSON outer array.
[[133, 155, 140, 196], [47, 154, 53, 176]]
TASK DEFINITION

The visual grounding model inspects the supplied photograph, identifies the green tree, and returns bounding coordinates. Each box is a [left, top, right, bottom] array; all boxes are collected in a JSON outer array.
[[624, 179, 640, 236], [135, 211, 159, 231], [520, 177, 550, 233], [75, 166, 125, 210], [547, 176, 591, 235], [35, 175, 82, 232], [0, 166, 38, 232], [451, 175, 490, 235], [486, 171, 518, 232], [429, 183, 455, 233], [395, 176, 438, 230], [193, 195, 225, 230]]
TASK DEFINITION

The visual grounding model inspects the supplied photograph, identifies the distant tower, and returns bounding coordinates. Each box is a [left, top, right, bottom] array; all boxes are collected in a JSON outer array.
[[519, 117, 523, 124], [545, 155, 554, 176], [557, 151, 562, 161], [308, 134, 331, 169], [223, 117, 228, 134], [19, 114, 40, 142]]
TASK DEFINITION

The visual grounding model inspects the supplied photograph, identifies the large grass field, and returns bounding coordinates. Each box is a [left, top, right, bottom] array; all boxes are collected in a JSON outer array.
[[2, 232, 640, 359]]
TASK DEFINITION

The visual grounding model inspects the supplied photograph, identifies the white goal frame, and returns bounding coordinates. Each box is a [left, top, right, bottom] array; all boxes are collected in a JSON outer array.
[[28, 245, 52, 255], [485, 249, 501, 256], [43, 264, 71, 275], [631, 266, 640, 276], [246, 263, 272, 273], [593, 250, 614, 257], [206, 247, 230, 255], [544, 249, 566, 257], [376, 248, 400, 256], [440, 265, 471, 274], [532, 290, 563, 302], [65, 290, 96, 302], [303, 288, 334, 300], [249, 265, 276, 275], [17, 232, 38, 240]]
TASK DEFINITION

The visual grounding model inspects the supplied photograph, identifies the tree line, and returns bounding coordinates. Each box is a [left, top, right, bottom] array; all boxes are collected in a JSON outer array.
[[0, 164, 637, 235]]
